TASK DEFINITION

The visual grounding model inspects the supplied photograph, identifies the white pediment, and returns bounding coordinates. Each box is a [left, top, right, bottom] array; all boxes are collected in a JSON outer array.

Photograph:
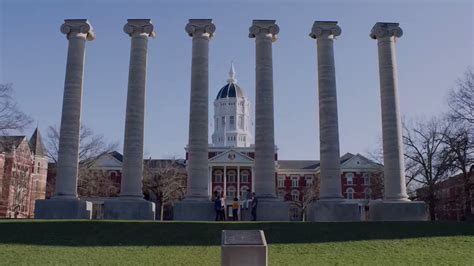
[[341, 154, 382, 170], [90, 154, 123, 169], [209, 149, 254, 164]]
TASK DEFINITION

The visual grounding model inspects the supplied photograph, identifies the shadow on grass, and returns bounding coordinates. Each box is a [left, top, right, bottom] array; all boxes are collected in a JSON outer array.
[[0, 220, 473, 246]]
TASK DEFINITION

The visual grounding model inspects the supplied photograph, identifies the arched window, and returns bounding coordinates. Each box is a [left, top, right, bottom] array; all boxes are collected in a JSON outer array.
[[364, 188, 371, 200], [240, 186, 249, 198], [346, 188, 355, 200], [214, 170, 223, 183], [214, 186, 223, 196], [240, 170, 249, 183], [291, 190, 300, 201], [227, 186, 236, 199], [227, 170, 236, 183], [36, 162, 40, 174]]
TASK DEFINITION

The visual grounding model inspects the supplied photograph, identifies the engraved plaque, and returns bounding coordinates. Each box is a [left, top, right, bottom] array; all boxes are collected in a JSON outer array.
[[223, 230, 264, 245]]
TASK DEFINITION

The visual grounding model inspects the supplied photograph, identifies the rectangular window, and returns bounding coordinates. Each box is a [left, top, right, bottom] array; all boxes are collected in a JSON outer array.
[[363, 173, 370, 185], [222, 116, 225, 126], [239, 115, 244, 129], [346, 173, 354, 185], [277, 175, 285, 188], [291, 176, 299, 188], [230, 116, 235, 128], [305, 175, 313, 186]]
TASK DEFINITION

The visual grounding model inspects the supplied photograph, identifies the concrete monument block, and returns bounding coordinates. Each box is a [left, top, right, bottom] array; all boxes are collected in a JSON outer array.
[[35, 198, 92, 219], [173, 198, 214, 221], [307, 200, 360, 222], [368, 200, 428, 221], [103, 198, 155, 220], [221, 230, 268, 266], [255, 198, 289, 221]]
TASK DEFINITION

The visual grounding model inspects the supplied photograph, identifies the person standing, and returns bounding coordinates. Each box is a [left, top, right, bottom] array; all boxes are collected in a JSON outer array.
[[214, 194, 222, 221], [251, 192, 258, 221], [221, 194, 227, 221], [232, 197, 239, 221]]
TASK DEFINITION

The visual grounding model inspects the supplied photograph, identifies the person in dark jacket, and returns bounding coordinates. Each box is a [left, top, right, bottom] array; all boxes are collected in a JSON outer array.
[[214, 194, 222, 221], [250, 192, 258, 221]]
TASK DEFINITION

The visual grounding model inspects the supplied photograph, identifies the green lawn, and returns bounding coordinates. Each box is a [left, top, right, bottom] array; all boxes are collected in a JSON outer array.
[[0, 220, 473, 265]]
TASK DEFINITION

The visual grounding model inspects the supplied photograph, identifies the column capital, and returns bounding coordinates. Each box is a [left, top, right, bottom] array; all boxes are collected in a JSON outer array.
[[249, 20, 279, 42], [60, 19, 95, 41], [309, 21, 341, 39], [123, 19, 155, 38], [185, 19, 216, 39], [370, 22, 403, 40]]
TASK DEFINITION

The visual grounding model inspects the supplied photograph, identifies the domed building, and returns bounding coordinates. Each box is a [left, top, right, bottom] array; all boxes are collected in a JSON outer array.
[[211, 63, 252, 147]]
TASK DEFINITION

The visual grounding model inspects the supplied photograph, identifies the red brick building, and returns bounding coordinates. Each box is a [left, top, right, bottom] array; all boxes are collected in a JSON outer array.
[[0, 128, 48, 218], [416, 171, 474, 221]]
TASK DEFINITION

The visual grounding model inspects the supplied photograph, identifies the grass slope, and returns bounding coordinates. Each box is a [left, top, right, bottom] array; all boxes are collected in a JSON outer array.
[[0, 221, 473, 265]]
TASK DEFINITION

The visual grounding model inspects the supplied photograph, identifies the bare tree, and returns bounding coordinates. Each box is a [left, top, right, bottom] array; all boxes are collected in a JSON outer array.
[[44, 124, 118, 197], [291, 177, 320, 221], [0, 84, 33, 134], [448, 68, 474, 124], [403, 118, 452, 220], [9, 169, 31, 218], [77, 166, 120, 198], [442, 122, 474, 221], [45, 124, 118, 163], [369, 171, 384, 200], [143, 158, 186, 221]]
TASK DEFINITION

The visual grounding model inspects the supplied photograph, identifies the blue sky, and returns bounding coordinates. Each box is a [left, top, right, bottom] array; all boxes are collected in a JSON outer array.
[[0, 0, 472, 160]]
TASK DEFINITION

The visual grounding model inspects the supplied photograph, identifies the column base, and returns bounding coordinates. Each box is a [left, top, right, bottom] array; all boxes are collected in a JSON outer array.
[[307, 200, 361, 222], [104, 198, 155, 220], [34, 198, 92, 219], [368, 200, 428, 221], [173, 197, 215, 221], [255, 198, 290, 221]]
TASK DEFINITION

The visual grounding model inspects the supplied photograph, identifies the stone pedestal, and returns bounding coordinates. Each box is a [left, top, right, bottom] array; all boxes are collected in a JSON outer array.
[[368, 201, 428, 221], [307, 200, 360, 222], [103, 198, 155, 220], [35, 198, 92, 219], [221, 230, 267, 266], [255, 198, 289, 221], [173, 198, 214, 221]]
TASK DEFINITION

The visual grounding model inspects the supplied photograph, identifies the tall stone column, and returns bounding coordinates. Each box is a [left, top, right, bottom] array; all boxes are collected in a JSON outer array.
[[249, 20, 288, 221], [174, 19, 216, 221], [35, 19, 95, 219], [307, 21, 360, 222], [104, 19, 156, 220], [368, 22, 427, 221]]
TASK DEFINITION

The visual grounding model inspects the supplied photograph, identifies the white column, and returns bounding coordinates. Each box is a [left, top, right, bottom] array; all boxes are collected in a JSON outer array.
[[185, 19, 216, 199], [223, 165, 227, 198], [249, 20, 279, 199], [370, 22, 408, 201], [237, 165, 241, 199], [309, 21, 343, 200], [120, 19, 155, 198], [54, 19, 95, 198]]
